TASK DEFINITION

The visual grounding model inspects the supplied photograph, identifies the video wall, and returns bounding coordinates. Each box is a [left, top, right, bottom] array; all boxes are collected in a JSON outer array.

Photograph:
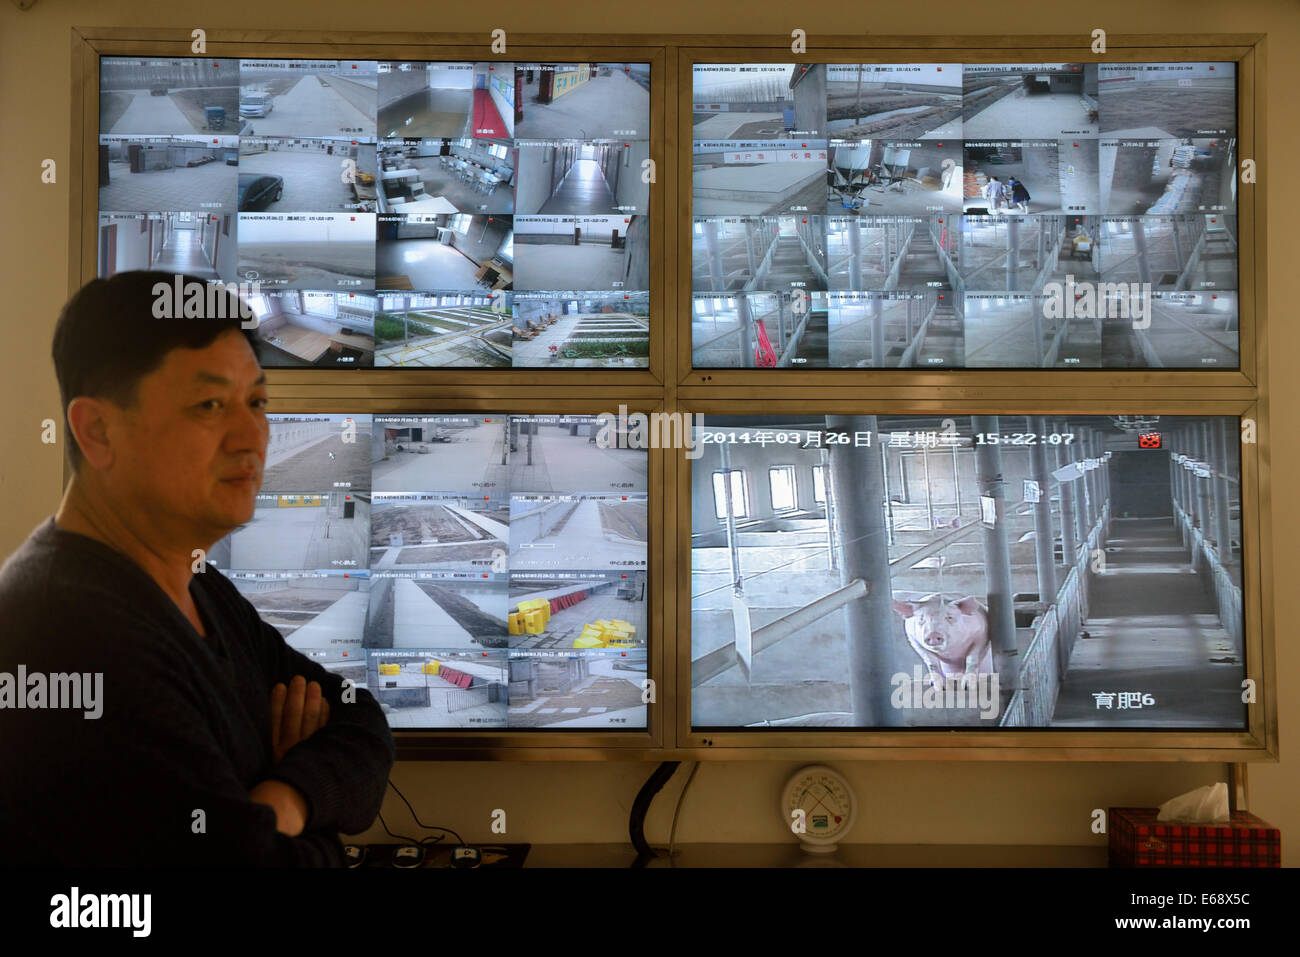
[[690, 63, 1239, 369], [689, 414, 1246, 729], [96, 57, 652, 369], [80, 45, 1259, 748], [204, 414, 649, 730]]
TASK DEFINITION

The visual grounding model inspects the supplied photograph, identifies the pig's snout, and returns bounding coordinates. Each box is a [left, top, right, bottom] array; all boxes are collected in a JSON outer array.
[[923, 632, 946, 649]]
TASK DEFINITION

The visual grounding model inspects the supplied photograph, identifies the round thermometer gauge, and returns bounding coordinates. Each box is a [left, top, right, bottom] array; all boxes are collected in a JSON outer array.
[[781, 765, 856, 853]]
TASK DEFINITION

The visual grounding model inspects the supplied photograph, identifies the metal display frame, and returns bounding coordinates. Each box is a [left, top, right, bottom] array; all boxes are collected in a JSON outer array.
[[68, 28, 1274, 761]]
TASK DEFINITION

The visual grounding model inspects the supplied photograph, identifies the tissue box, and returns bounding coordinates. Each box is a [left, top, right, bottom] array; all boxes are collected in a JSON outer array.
[[1109, 807, 1280, 868]]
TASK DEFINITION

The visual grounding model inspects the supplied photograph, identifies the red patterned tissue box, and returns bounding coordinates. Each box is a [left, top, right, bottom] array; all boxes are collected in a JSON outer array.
[[1109, 807, 1280, 867]]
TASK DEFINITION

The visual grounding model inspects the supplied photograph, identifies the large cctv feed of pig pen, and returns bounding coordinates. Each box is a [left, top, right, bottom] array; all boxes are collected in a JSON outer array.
[[689, 414, 1244, 729]]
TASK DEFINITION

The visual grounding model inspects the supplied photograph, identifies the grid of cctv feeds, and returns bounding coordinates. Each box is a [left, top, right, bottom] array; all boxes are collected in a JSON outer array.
[[691, 62, 1239, 369], [92, 56, 1248, 733], [96, 58, 652, 370], [198, 414, 650, 732]]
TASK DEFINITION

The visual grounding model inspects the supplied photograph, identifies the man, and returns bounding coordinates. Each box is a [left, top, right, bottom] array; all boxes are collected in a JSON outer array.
[[1008, 178, 1031, 214], [984, 174, 1003, 213], [0, 271, 394, 866]]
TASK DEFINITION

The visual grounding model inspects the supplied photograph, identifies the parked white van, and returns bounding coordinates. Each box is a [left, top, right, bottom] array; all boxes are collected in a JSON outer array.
[[239, 91, 273, 118]]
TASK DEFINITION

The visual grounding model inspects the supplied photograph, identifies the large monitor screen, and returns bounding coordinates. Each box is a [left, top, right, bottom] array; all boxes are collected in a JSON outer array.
[[204, 413, 650, 731], [690, 62, 1238, 369], [96, 57, 652, 369], [689, 414, 1245, 729]]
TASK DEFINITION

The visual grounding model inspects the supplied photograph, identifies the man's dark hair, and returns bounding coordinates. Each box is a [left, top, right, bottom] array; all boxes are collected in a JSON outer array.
[[52, 271, 261, 472]]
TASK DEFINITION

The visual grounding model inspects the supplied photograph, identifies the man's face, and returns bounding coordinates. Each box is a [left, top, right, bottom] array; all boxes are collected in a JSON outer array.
[[105, 329, 269, 547]]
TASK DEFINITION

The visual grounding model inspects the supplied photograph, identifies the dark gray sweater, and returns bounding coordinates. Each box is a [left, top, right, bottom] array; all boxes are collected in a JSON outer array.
[[0, 517, 395, 866]]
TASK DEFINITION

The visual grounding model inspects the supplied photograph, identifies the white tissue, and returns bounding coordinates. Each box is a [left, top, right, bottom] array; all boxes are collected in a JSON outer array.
[[1156, 782, 1230, 824]]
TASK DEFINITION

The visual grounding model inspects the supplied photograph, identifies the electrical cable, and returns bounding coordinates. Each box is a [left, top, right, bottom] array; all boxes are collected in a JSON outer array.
[[375, 809, 422, 848], [386, 777, 465, 846], [628, 761, 680, 867], [667, 761, 701, 865]]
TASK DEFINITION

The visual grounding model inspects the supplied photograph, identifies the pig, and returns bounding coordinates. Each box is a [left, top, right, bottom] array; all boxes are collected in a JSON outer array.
[[891, 594, 993, 690]]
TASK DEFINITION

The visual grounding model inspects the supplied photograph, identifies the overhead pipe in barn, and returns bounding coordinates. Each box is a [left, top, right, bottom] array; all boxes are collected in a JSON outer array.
[[1083, 427, 1099, 531], [1177, 425, 1192, 545], [879, 441, 895, 548], [1006, 218, 1020, 290], [1132, 219, 1152, 285], [738, 293, 753, 367], [1189, 421, 1204, 532], [971, 414, 1020, 702], [1068, 426, 1086, 531], [1198, 421, 1216, 552], [1030, 415, 1059, 607], [1214, 417, 1233, 565], [1055, 419, 1079, 564], [1091, 427, 1105, 527], [823, 446, 840, 572], [1097, 428, 1110, 504], [1089, 428, 1104, 529], [718, 438, 743, 600], [704, 219, 724, 290], [871, 295, 885, 367], [826, 414, 898, 726], [848, 218, 864, 292], [1168, 432, 1180, 529]]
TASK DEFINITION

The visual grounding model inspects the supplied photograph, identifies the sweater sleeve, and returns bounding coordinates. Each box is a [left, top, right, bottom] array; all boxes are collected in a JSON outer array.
[[4, 613, 348, 867], [237, 600, 395, 836]]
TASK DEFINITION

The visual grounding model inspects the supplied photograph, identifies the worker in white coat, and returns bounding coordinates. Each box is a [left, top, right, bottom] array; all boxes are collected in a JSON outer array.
[[984, 175, 1004, 213]]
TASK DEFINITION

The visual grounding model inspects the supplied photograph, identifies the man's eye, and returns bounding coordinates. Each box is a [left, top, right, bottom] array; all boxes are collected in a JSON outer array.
[[252, 397, 270, 410], [199, 399, 222, 411]]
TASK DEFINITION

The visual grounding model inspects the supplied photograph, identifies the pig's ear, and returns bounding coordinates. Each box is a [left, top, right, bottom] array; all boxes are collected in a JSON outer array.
[[955, 596, 987, 615], [892, 600, 916, 619]]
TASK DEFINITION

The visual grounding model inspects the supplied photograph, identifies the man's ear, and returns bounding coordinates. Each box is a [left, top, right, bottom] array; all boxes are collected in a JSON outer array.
[[66, 396, 116, 470]]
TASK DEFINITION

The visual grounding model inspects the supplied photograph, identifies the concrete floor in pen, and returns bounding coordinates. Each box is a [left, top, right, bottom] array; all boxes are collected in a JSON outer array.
[[1052, 517, 1243, 727]]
